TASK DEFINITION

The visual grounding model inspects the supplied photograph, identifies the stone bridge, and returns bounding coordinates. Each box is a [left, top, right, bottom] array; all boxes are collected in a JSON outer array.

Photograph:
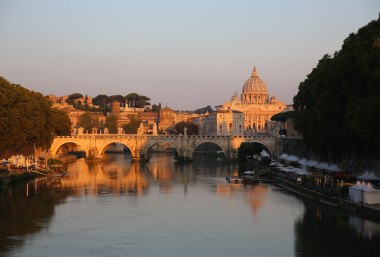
[[50, 134, 282, 162]]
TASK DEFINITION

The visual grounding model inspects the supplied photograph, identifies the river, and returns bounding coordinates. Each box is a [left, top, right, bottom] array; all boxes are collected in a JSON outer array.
[[1, 153, 380, 257]]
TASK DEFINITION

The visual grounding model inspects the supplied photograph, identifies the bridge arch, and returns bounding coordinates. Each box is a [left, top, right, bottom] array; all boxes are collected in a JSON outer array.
[[190, 141, 227, 160], [51, 141, 89, 158], [142, 141, 180, 160], [98, 141, 134, 159], [246, 141, 272, 159]]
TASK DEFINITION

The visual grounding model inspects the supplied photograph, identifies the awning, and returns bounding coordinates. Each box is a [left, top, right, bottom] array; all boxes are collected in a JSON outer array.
[[315, 162, 330, 170]]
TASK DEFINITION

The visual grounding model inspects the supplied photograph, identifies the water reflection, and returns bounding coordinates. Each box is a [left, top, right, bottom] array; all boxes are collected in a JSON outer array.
[[294, 199, 380, 257], [1, 153, 380, 257], [0, 179, 69, 257], [59, 154, 148, 195]]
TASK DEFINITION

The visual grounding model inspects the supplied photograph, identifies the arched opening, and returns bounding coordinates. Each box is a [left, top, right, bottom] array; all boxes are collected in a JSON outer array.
[[144, 142, 179, 161], [192, 142, 226, 162], [55, 142, 87, 159], [100, 142, 132, 161], [250, 142, 271, 160], [238, 142, 272, 173]]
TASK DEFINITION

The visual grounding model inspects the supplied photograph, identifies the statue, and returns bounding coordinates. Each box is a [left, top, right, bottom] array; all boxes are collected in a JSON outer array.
[[137, 123, 144, 135], [78, 127, 84, 135], [117, 127, 123, 135], [184, 127, 188, 136], [104, 127, 109, 134], [152, 123, 158, 136]]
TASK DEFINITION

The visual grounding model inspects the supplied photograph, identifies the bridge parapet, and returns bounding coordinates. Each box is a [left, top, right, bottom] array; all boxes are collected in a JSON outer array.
[[51, 134, 280, 162]]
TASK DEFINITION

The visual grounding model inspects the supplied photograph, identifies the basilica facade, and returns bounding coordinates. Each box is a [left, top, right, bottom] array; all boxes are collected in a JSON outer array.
[[221, 67, 286, 131]]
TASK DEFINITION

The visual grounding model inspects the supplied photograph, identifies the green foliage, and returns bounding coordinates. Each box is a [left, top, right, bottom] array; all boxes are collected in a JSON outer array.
[[174, 122, 199, 135], [194, 105, 213, 114], [270, 111, 297, 123], [105, 114, 118, 134], [110, 95, 126, 103], [126, 93, 151, 108], [122, 115, 141, 134], [0, 77, 64, 157], [78, 112, 99, 133], [293, 16, 380, 161], [68, 93, 83, 99], [237, 142, 265, 162], [50, 109, 71, 136], [93, 94, 111, 108], [66, 93, 83, 105], [151, 104, 160, 112]]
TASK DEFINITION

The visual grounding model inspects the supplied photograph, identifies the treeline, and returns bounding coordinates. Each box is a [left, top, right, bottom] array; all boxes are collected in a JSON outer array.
[[66, 93, 161, 112], [0, 77, 71, 158], [293, 15, 380, 163]]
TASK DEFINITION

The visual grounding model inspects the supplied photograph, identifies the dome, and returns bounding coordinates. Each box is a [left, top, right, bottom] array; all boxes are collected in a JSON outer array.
[[241, 67, 269, 104], [242, 67, 268, 94]]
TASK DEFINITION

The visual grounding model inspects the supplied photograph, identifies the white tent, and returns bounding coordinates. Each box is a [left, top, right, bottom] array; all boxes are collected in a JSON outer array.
[[326, 164, 344, 172], [349, 181, 365, 203], [294, 168, 309, 176], [315, 162, 330, 170], [359, 171, 380, 181], [363, 182, 380, 204], [306, 160, 319, 168], [286, 155, 300, 162], [298, 158, 309, 165], [260, 150, 270, 158], [278, 153, 288, 160]]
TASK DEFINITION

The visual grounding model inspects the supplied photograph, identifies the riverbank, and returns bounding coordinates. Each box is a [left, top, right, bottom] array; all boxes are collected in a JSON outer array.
[[274, 176, 380, 220], [0, 170, 40, 187]]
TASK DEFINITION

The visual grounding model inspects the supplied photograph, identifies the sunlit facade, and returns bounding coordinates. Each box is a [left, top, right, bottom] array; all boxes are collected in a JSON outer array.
[[222, 67, 286, 131]]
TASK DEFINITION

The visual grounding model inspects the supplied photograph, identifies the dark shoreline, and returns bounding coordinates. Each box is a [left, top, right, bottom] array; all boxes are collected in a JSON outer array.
[[273, 176, 380, 221]]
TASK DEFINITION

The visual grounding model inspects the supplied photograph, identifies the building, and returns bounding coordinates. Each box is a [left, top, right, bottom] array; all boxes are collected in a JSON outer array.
[[222, 67, 286, 132], [158, 107, 176, 131], [139, 111, 159, 133], [209, 110, 244, 136]]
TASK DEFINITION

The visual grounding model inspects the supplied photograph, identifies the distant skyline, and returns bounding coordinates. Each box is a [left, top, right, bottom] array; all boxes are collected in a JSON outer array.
[[1, 0, 379, 110]]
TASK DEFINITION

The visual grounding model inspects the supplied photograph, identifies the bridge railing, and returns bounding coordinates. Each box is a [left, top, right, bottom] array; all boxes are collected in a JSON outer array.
[[55, 134, 276, 139]]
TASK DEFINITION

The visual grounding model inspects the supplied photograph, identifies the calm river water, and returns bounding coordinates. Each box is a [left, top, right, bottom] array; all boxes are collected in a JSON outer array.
[[1, 153, 380, 257]]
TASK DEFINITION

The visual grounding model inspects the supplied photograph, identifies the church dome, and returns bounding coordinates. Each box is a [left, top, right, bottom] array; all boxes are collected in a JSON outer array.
[[241, 67, 269, 104]]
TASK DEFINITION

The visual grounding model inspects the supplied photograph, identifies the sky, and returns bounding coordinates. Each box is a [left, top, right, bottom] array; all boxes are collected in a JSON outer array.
[[0, 0, 379, 110]]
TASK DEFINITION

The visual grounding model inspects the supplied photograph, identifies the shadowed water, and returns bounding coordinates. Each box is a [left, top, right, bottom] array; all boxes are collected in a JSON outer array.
[[1, 153, 380, 257]]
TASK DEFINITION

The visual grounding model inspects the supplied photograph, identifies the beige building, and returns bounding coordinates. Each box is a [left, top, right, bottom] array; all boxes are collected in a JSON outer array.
[[158, 107, 176, 131], [193, 110, 244, 136], [222, 67, 286, 131]]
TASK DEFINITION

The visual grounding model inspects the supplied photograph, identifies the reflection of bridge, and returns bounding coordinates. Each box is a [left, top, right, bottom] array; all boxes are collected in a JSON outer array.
[[50, 134, 281, 161]]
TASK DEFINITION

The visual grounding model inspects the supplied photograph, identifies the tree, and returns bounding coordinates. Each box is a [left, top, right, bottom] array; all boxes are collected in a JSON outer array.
[[50, 109, 71, 136], [93, 94, 111, 108], [105, 114, 118, 134], [151, 104, 160, 112], [126, 93, 151, 108], [293, 15, 380, 162], [0, 77, 60, 157], [174, 122, 199, 135], [78, 112, 99, 133], [66, 93, 83, 105], [122, 115, 141, 134], [110, 95, 126, 103]]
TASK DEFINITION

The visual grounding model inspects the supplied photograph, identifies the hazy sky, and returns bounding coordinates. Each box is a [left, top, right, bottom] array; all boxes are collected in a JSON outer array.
[[1, 0, 379, 109]]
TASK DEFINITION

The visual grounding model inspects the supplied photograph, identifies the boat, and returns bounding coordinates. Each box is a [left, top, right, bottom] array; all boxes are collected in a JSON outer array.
[[226, 176, 242, 184]]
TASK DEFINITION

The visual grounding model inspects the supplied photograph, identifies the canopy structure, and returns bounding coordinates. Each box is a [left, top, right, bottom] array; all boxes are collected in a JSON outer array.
[[315, 162, 330, 170], [326, 164, 344, 172], [298, 158, 309, 165], [286, 155, 300, 162], [278, 153, 288, 160], [260, 150, 270, 158], [357, 170, 380, 181], [349, 181, 380, 204]]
